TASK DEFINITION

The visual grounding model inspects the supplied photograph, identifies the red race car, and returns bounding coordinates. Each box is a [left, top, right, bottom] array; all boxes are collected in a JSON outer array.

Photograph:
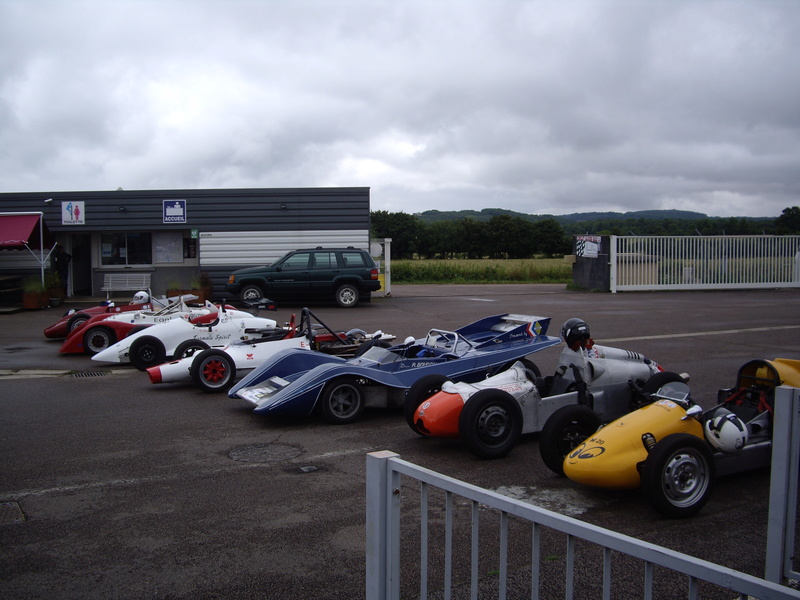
[[43, 291, 164, 339]]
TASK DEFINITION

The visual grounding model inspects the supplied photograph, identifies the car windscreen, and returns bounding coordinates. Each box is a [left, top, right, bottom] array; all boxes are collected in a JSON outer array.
[[356, 346, 401, 365]]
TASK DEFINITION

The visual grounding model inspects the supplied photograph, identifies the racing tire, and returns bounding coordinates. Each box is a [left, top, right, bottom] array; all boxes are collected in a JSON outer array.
[[320, 377, 365, 424], [539, 404, 602, 476], [239, 284, 264, 303], [641, 433, 716, 518], [636, 371, 687, 407], [458, 389, 524, 460], [173, 339, 210, 360], [404, 374, 450, 436], [190, 349, 237, 393], [129, 336, 167, 371], [334, 284, 360, 308], [83, 326, 117, 356], [67, 312, 90, 333]]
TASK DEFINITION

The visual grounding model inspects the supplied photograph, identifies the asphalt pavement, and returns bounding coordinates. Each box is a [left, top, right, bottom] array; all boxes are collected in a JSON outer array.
[[1, 284, 799, 599]]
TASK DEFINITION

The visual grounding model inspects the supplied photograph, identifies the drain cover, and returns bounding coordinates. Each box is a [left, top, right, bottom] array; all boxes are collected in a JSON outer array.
[[72, 371, 111, 378], [228, 443, 303, 463]]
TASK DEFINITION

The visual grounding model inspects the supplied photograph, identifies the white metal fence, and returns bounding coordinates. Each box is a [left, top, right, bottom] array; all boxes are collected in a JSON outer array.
[[366, 388, 800, 600], [610, 235, 800, 292]]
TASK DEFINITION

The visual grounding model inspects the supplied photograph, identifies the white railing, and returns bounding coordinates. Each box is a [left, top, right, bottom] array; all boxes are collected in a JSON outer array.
[[367, 388, 800, 600], [610, 235, 800, 292], [767, 386, 800, 584]]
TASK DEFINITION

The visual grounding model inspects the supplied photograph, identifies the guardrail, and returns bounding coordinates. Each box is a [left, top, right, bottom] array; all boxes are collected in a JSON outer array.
[[367, 389, 800, 600]]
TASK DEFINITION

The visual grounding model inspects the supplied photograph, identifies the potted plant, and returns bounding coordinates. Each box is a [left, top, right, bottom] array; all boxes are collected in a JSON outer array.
[[166, 274, 209, 303], [198, 271, 214, 302], [45, 271, 64, 303], [22, 276, 46, 309]]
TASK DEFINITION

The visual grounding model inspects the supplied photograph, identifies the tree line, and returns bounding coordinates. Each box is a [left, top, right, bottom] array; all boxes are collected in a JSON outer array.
[[370, 206, 800, 260]]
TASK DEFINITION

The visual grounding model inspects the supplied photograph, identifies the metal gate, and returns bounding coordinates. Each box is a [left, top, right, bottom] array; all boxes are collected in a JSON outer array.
[[610, 235, 800, 292]]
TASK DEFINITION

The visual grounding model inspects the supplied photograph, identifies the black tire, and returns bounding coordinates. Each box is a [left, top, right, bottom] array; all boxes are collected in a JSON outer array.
[[239, 284, 264, 303], [458, 389, 523, 459], [190, 349, 237, 393], [641, 433, 716, 518], [319, 378, 364, 424], [83, 326, 117, 356], [539, 404, 602, 475], [129, 336, 167, 371], [404, 374, 450, 435], [335, 283, 360, 308], [173, 339, 210, 360], [67, 313, 90, 333]]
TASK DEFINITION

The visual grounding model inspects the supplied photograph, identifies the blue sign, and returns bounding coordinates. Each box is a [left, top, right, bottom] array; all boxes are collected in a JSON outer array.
[[163, 200, 187, 223]]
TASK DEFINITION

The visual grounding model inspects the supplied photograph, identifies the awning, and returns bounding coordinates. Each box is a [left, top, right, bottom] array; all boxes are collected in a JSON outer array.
[[0, 213, 54, 250], [0, 212, 57, 286]]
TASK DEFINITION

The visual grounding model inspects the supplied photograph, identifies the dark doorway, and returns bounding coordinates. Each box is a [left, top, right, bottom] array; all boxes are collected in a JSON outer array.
[[69, 234, 92, 296]]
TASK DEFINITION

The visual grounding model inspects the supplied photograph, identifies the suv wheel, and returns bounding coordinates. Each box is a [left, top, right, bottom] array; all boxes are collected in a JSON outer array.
[[335, 283, 359, 308], [240, 284, 263, 303]]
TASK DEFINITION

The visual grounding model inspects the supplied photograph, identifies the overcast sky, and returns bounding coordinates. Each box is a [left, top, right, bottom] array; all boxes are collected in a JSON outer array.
[[1, 0, 798, 218]]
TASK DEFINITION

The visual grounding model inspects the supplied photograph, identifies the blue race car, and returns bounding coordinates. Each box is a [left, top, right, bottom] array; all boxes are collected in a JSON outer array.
[[228, 314, 561, 424]]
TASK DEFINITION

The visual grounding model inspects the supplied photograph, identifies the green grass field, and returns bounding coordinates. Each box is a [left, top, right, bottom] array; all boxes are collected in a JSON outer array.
[[390, 258, 572, 284]]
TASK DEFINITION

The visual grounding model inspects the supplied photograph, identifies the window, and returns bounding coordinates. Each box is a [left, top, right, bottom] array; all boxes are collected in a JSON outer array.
[[342, 251, 368, 268], [281, 252, 311, 270], [312, 252, 337, 269], [101, 232, 152, 266]]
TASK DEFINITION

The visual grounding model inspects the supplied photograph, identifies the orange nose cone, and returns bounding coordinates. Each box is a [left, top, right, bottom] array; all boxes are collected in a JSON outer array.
[[415, 392, 465, 438], [147, 367, 162, 384]]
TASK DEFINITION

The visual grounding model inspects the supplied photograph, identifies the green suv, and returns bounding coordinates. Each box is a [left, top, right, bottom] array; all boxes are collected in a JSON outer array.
[[225, 247, 381, 308]]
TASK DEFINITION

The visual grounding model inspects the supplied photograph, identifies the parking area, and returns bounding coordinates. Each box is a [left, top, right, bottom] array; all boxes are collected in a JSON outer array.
[[2, 285, 800, 599]]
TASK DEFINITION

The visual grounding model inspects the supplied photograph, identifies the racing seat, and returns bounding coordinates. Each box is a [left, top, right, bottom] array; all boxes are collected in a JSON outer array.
[[190, 312, 220, 327], [717, 359, 778, 442]]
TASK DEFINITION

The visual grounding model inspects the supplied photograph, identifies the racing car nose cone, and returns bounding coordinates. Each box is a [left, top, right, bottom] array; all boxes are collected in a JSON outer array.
[[147, 367, 162, 384]]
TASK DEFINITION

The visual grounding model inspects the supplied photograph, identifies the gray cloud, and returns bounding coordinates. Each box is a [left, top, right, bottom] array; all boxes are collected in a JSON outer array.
[[1, 0, 798, 218]]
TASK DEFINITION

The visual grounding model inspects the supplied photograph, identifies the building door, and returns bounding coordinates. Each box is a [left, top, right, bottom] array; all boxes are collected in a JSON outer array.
[[69, 234, 92, 296]]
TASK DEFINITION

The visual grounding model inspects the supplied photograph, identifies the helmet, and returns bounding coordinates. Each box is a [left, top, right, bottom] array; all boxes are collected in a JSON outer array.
[[561, 318, 590, 347], [131, 291, 150, 304], [705, 408, 748, 453]]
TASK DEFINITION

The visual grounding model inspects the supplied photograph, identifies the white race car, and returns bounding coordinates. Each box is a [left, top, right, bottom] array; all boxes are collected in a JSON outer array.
[[60, 294, 253, 356], [91, 302, 278, 371], [147, 308, 393, 393], [406, 318, 681, 459]]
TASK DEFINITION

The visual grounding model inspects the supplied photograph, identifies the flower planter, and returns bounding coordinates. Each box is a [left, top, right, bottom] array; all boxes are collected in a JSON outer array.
[[22, 291, 46, 310]]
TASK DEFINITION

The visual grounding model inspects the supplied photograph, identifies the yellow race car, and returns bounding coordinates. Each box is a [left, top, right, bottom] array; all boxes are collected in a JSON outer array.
[[544, 358, 800, 518]]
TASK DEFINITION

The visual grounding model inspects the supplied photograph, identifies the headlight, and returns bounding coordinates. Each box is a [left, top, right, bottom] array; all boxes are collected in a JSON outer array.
[[227, 275, 236, 284]]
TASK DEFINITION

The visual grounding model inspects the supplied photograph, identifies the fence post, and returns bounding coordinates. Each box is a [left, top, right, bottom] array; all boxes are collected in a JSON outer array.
[[766, 386, 800, 583], [366, 451, 400, 600], [609, 235, 618, 293]]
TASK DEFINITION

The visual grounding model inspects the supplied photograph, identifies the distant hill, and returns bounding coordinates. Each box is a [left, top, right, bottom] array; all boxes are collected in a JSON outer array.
[[415, 208, 710, 224]]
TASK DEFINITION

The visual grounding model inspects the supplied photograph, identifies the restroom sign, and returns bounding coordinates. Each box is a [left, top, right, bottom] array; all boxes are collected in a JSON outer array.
[[163, 200, 187, 223]]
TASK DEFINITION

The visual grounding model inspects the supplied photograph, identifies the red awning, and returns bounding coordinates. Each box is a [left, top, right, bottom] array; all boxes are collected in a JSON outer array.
[[0, 214, 55, 250]]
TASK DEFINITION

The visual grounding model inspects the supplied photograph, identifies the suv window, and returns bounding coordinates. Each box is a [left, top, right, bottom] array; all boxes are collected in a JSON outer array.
[[281, 252, 311, 270], [312, 251, 337, 269], [341, 251, 368, 268]]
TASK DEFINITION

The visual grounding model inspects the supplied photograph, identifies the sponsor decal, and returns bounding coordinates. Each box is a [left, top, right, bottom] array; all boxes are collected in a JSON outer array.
[[568, 440, 606, 460]]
